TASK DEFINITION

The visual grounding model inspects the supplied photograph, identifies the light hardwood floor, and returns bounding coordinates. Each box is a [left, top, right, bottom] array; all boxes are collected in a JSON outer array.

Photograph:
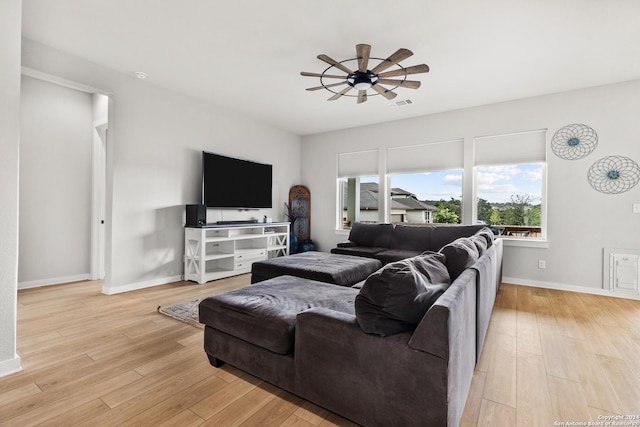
[[2, 276, 640, 426]]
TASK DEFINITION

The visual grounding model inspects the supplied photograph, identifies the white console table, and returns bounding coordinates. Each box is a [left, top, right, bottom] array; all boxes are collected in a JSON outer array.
[[184, 222, 289, 284]]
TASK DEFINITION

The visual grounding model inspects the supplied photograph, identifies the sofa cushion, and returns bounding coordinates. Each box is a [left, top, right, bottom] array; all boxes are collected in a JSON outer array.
[[439, 237, 479, 280], [431, 224, 486, 251], [251, 251, 381, 286], [347, 222, 394, 248], [331, 246, 387, 259], [375, 249, 423, 265], [388, 225, 432, 251], [199, 275, 358, 355], [355, 252, 451, 336]]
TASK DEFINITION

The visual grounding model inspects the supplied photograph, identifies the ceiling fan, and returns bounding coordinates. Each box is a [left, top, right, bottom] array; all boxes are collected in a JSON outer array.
[[300, 44, 429, 104]]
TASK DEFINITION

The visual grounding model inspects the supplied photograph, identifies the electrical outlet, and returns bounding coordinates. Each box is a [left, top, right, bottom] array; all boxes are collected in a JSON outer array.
[[633, 203, 640, 213], [538, 260, 546, 269]]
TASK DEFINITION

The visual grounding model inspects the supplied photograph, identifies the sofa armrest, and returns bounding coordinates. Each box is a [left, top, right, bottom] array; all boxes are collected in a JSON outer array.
[[336, 240, 357, 248], [408, 268, 477, 357], [295, 308, 448, 427], [408, 268, 477, 427]]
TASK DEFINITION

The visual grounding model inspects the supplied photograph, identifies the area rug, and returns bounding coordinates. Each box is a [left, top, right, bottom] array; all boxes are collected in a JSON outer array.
[[157, 299, 203, 329]]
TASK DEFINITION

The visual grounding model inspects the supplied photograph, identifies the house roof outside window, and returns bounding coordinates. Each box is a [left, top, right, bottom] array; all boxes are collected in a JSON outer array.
[[345, 182, 436, 212]]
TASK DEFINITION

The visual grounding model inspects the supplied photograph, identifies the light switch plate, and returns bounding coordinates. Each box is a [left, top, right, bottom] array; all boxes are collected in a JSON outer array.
[[633, 203, 640, 213]]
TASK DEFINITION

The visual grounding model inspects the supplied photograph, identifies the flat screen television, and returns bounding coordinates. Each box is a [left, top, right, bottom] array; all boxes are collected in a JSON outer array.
[[202, 151, 273, 209]]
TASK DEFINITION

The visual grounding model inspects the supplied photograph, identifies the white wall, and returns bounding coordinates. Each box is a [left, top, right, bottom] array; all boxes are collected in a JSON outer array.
[[22, 39, 301, 294], [0, 0, 22, 377], [301, 80, 640, 295], [19, 76, 93, 288]]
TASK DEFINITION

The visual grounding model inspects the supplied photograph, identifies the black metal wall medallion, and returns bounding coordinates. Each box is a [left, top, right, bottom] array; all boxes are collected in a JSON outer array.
[[587, 155, 640, 194], [551, 123, 598, 160]]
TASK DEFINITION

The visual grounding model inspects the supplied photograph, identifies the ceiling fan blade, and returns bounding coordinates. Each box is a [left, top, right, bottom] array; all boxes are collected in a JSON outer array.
[[306, 82, 347, 91], [356, 44, 371, 73], [357, 90, 367, 104], [377, 64, 430, 78], [328, 86, 353, 101], [317, 54, 354, 74], [371, 84, 397, 100], [301, 71, 348, 79], [376, 79, 421, 89], [370, 48, 414, 74]]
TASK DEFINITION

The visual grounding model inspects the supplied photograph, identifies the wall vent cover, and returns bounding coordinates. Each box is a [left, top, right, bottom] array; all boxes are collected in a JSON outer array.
[[603, 248, 640, 297], [388, 99, 413, 108]]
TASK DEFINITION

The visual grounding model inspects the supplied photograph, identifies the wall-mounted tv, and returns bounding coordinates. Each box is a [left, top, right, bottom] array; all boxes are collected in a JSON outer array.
[[202, 151, 273, 209]]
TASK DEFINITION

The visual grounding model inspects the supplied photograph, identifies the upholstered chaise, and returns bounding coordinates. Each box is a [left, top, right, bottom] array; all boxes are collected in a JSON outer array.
[[199, 229, 503, 427]]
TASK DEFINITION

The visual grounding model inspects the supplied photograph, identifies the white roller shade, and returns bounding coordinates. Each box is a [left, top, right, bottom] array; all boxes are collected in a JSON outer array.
[[338, 149, 378, 177], [386, 139, 464, 174], [475, 130, 547, 166]]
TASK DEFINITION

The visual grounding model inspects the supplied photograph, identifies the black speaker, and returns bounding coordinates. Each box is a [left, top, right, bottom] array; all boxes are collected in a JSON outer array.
[[186, 204, 206, 226]]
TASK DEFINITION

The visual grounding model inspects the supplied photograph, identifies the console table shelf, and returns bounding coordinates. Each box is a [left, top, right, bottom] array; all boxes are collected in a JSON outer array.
[[184, 222, 289, 284]]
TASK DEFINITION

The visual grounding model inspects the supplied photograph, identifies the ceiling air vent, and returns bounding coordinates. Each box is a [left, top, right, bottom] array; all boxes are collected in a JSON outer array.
[[388, 99, 414, 108]]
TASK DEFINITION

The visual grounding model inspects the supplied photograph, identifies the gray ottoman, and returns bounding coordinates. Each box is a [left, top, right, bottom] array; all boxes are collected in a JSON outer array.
[[251, 251, 381, 286], [199, 275, 358, 355]]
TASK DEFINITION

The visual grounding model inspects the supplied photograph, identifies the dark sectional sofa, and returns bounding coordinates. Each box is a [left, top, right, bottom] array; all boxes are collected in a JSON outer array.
[[331, 222, 487, 264], [199, 224, 503, 427]]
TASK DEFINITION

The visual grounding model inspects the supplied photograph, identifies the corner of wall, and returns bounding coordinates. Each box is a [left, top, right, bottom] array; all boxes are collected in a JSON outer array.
[[0, 355, 22, 378]]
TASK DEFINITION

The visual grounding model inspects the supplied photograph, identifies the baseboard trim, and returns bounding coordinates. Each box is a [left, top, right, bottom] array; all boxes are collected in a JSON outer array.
[[503, 276, 640, 300], [18, 274, 91, 290], [101, 275, 183, 295], [0, 355, 22, 378]]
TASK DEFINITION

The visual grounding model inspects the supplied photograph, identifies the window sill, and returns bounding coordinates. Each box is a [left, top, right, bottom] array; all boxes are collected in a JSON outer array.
[[500, 237, 549, 249], [335, 229, 350, 236]]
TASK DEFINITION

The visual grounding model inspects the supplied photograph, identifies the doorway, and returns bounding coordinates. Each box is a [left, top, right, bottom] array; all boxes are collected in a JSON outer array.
[[18, 71, 110, 288]]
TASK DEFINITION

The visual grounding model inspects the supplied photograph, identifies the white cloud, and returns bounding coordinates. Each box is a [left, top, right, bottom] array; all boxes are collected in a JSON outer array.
[[477, 183, 519, 193], [477, 172, 509, 185], [479, 165, 522, 175], [443, 174, 462, 185], [522, 169, 542, 181]]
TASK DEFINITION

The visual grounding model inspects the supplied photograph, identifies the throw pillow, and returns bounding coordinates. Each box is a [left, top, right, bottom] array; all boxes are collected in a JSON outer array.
[[355, 252, 451, 336], [474, 227, 495, 248], [438, 237, 479, 280]]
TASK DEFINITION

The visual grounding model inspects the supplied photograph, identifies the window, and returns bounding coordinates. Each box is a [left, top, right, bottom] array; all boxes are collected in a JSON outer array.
[[338, 150, 379, 230], [386, 139, 465, 225], [476, 163, 544, 237], [389, 170, 463, 224], [474, 130, 547, 239], [335, 134, 547, 239], [338, 176, 379, 229]]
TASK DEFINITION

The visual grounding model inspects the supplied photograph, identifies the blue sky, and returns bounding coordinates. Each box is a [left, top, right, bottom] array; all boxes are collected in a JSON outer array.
[[363, 163, 543, 204]]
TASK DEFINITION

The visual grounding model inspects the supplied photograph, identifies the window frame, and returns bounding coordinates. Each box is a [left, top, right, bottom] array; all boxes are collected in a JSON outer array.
[[473, 161, 547, 241], [336, 175, 381, 231], [334, 132, 549, 247]]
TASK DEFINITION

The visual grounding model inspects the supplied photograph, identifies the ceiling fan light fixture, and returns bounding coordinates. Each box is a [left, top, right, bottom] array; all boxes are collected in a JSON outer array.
[[352, 72, 373, 91], [353, 82, 371, 90]]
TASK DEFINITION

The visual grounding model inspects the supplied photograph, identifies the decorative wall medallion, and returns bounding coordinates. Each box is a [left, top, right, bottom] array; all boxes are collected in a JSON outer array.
[[587, 156, 640, 194], [551, 123, 598, 160]]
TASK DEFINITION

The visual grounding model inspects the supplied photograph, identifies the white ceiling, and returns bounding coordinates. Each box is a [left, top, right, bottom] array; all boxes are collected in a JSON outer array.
[[21, 0, 640, 136]]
